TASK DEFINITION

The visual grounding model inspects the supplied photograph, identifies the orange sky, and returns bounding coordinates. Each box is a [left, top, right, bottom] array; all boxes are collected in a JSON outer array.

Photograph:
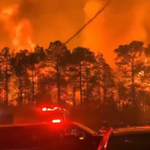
[[83, 0, 150, 66], [0, 0, 150, 66]]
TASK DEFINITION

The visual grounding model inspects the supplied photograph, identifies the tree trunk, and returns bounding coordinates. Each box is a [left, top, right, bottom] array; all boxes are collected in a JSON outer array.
[[73, 80, 76, 106], [131, 64, 135, 102], [5, 60, 8, 105], [98, 85, 101, 103], [103, 71, 107, 102], [24, 80, 27, 104], [32, 69, 35, 104], [103, 86, 107, 102], [98, 68, 101, 103], [56, 59, 61, 102], [86, 72, 89, 102], [18, 76, 22, 105], [37, 70, 40, 96], [79, 63, 82, 105], [0, 65, 1, 77]]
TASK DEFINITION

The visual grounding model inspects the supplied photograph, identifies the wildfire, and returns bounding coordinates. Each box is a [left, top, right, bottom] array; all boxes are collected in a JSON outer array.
[[0, 4, 35, 51], [13, 19, 35, 50]]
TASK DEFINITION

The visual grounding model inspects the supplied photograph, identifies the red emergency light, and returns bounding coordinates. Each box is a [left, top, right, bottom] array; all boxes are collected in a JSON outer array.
[[42, 107, 67, 113], [42, 107, 62, 112], [52, 119, 61, 123], [42, 107, 47, 111]]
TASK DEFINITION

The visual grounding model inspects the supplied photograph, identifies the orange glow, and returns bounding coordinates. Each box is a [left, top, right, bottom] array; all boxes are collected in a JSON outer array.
[[0, 1, 150, 67], [83, 0, 150, 66], [0, 4, 35, 51], [0, 4, 18, 21], [13, 19, 35, 50]]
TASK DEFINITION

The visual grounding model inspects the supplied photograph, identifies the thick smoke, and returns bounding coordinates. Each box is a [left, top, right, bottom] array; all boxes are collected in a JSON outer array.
[[0, 0, 150, 65], [0, 0, 86, 49], [18, 0, 86, 49], [83, 0, 150, 65]]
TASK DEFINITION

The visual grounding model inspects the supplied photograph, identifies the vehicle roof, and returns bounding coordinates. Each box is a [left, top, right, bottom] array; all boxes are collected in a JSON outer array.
[[112, 126, 150, 136], [0, 121, 71, 128], [0, 121, 96, 135], [73, 122, 96, 135]]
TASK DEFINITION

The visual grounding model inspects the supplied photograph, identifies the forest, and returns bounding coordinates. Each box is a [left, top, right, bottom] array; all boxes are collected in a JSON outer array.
[[1, 40, 150, 124]]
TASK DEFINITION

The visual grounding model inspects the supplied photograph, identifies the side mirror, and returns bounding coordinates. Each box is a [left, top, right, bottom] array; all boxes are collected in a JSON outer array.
[[99, 126, 110, 134], [63, 129, 86, 140]]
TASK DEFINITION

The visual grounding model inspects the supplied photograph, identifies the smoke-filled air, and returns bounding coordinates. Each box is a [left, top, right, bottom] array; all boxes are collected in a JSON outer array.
[[0, 0, 150, 65]]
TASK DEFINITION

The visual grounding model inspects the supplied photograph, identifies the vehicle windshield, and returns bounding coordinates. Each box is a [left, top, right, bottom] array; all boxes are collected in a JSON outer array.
[[107, 133, 150, 150], [73, 122, 96, 135]]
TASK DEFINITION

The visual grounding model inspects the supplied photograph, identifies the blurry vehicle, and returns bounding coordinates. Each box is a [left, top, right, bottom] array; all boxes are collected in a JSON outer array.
[[98, 126, 150, 150], [0, 109, 13, 125], [0, 121, 103, 150]]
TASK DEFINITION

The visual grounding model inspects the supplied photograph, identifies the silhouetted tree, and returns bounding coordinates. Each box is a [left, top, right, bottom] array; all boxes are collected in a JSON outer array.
[[72, 47, 95, 105], [10, 50, 29, 105], [114, 41, 144, 104], [0, 47, 13, 105], [26, 46, 46, 103], [46, 41, 71, 103]]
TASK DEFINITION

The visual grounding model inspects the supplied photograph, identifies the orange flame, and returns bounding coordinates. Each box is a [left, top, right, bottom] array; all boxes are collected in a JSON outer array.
[[0, 4, 35, 51]]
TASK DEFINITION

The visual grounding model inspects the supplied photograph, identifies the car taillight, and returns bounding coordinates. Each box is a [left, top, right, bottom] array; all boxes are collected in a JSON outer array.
[[52, 119, 61, 123]]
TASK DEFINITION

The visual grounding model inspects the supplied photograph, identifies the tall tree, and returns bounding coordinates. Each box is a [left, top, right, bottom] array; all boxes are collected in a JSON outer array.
[[102, 62, 115, 102], [114, 70, 128, 109], [72, 47, 95, 105], [10, 50, 28, 105], [27, 46, 46, 104], [114, 41, 144, 104], [95, 53, 106, 102], [0, 47, 13, 105], [46, 41, 71, 103]]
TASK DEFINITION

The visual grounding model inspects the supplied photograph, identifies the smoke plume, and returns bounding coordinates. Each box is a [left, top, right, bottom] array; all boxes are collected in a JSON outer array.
[[0, 2, 35, 51], [0, 0, 150, 65], [83, 0, 150, 65]]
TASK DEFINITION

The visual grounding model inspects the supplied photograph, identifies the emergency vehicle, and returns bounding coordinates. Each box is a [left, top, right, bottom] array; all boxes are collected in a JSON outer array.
[[36, 105, 70, 123]]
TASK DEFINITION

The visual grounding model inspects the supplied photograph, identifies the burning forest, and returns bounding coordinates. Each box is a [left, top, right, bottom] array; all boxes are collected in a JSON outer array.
[[0, 40, 150, 109], [0, 0, 150, 125]]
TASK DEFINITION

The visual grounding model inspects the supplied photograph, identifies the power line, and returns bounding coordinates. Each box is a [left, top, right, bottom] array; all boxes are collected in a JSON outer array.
[[52, 0, 111, 55], [64, 0, 111, 45]]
